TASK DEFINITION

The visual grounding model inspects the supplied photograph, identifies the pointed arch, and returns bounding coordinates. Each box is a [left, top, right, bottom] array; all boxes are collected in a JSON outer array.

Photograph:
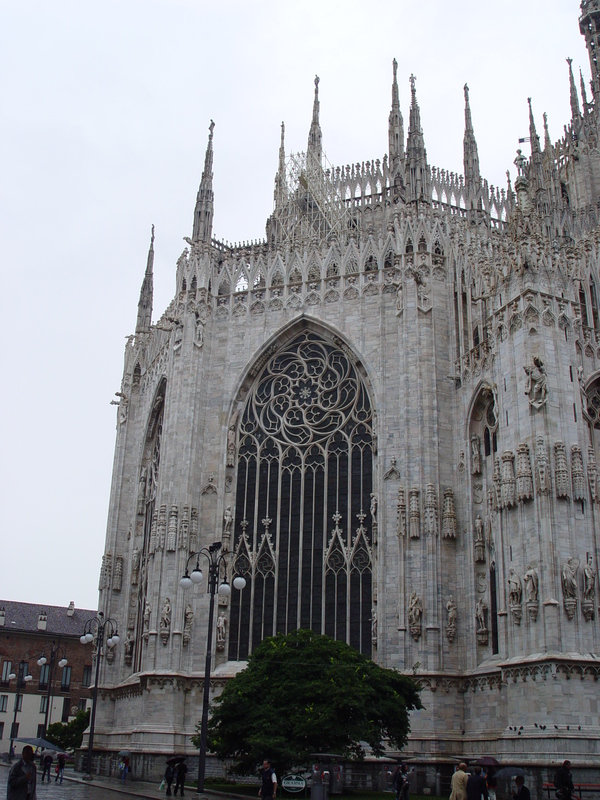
[[228, 321, 376, 660]]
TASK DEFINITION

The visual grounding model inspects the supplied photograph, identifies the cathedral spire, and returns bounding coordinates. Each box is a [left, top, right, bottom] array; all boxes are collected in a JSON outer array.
[[274, 121, 288, 208], [543, 112, 553, 152], [192, 120, 215, 244], [405, 74, 430, 204], [527, 98, 547, 212], [567, 58, 581, 118], [388, 59, 404, 175], [307, 75, 323, 168], [579, 1, 600, 99], [136, 224, 154, 334], [580, 67, 590, 109], [462, 83, 480, 189]]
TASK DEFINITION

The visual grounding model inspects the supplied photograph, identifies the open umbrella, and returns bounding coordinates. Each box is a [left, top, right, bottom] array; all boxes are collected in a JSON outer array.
[[118, 750, 131, 757], [166, 755, 187, 765], [14, 737, 65, 752], [475, 757, 501, 767], [493, 767, 526, 779]]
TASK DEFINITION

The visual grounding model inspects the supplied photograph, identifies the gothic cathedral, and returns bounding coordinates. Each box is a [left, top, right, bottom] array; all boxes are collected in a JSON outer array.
[[97, 1, 600, 773]]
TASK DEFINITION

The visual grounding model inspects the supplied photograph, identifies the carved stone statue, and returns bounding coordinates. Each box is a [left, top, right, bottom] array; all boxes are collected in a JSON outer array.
[[124, 633, 134, 666], [408, 591, 422, 640], [113, 555, 123, 592], [137, 467, 147, 515], [226, 411, 239, 467], [445, 595, 457, 642], [371, 607, 377, 645], [223, 505, 233, 537], [370, 493, 378, 521], [474, 515, 485, 562], [583, 555, 596, 621], [562, 557, 579, 619], [471, 433, 481, 475], [160, 597, 172, 645], [216, 613, 227, 651], [476, 598, 488, 644], [183, 604, 193, 647], [131, 547, 140, 586], [524, 356, 548, 409], [508, 569, 523, 624], [143, 601, 151, 639], [524, 564, 539, 622], [536, 436, 551, 495]]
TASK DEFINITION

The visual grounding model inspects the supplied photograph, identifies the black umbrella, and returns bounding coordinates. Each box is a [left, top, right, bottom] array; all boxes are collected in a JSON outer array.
[[118, 750, 131, 757], [14, 737, 65, 752], [166, 755, 187, 765], [493, 767, 526, 778], [475, 757, 501, 767]]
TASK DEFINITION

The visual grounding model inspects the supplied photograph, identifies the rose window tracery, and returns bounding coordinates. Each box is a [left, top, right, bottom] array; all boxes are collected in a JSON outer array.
[[229, 331, 374, 660]]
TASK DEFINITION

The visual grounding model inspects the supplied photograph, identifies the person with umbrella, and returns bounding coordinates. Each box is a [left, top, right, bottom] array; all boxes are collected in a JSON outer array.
[[164, 757, 185, 796], [467, 766, 488, 800], [55, 752, 66, 784], [512, 775, 530, 800], [174, 759, 188, 796], [40, 751, 53, 783]]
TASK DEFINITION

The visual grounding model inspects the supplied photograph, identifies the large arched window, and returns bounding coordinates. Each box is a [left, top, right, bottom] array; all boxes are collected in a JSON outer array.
[[230, 331, 374, 659]]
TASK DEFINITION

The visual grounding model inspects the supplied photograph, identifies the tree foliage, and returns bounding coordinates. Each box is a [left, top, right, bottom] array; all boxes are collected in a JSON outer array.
[[200, 629, 422, 775], [46, 709, 90, 751]]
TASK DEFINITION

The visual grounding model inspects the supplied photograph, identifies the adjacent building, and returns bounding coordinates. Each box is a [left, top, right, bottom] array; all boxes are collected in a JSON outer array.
[[0, 601, 95, 753], [95, 0, 600, 778]]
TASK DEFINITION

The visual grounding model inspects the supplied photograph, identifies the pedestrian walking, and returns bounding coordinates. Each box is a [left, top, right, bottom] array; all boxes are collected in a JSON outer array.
[[512, 776, 530, 800], [119, 755, 130, 782], [55, 753, 66, 784], [164, 763, 175, 796], [450, 762, 469, 800], [259, 759, 277, 800], [40, 753, 53, 783], [7, 745, 37, 800], [466, 766, 488, 800], [554, 760, 574, 800], [174, 760, 188, 796]]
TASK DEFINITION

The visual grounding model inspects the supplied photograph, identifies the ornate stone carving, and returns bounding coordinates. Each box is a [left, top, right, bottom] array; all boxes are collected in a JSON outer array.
[[160, 597, 171, 645], [223, 505, 233, 546], [501, 451, 516, 508], [216, 612, 227, 651], [471, 433, 481, 475], [183, 604, 193, 646], [99, 552, 112, 590], [561, 557, 579, 619], [571, 444, 585, 501], [409, 487, 420, 538], [536, 436, 551, 494], [194, 314, 205, 347], [458, 451, 466, 474], [524, 356, 548, 409], [113, 555, 123, 592], [158, 504, 167, 550], [137, 467, 147, 516], [516, 442, 534, 502], [474, 515, 485, 562], [201, 474, 218, 494], [442, 488, 457, 539], [445, 595, 457, 642], [583, 556, 596, 621], [127, 589, 138, 630], [131, 547, 140, 586], [524, 564, 539, 621], [178, 505, 189, 551], [167, 505, 178, 551], [588, 444, 598, 502], [476, 598, 488, 644], [189, 507, 198, 552], [493, 457, 502, 510], [424, 484, 437, 536], [508, 569, 523, 624], [397, 486, 406, 537], [408, 591, 422, 640], [555, 441, 570, 498], [384, 458, 401, 480], [149, 510, 158, 554]]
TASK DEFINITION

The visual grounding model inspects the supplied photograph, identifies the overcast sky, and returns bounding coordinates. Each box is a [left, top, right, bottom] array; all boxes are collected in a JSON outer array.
[[0, 1, 590, 613]]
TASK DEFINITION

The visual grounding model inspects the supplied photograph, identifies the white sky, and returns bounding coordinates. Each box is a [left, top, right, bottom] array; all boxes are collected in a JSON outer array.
[[0, 1, 590, 611]]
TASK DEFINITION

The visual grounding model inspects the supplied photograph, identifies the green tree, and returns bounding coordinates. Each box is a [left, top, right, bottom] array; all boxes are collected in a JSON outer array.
[[46, 709, 90, 751], [197, 629, 422, 775]]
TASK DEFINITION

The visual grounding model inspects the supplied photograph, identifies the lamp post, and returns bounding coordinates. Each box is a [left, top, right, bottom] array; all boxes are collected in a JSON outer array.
[[37, 642, 68, 739], [79, 612, 119, 780], [180, 542, 246, 796], [8, 659, 33, 759]]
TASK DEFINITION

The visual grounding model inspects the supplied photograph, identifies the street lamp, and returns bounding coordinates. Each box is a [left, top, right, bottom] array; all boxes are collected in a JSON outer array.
[[180, 542, 246, 796], [8, 660, 33, 759], [79, 612, 119, 780], [36, 642, 68, 738]]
